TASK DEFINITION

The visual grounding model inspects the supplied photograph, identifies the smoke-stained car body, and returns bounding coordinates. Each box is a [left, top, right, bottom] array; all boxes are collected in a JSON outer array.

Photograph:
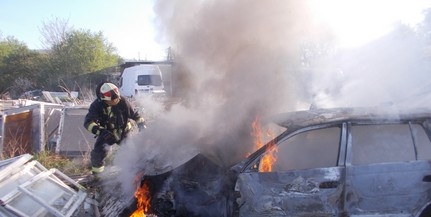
[[230, 107, 431, 217]]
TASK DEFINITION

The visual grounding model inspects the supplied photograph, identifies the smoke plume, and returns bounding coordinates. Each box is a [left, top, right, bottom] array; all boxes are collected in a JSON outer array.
[[113, 0, 318, 195], [112, 0, 431, 195]]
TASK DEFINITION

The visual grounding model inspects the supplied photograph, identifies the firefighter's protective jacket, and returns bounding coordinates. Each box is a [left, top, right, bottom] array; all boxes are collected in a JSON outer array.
[[84, 98, 144, 141]]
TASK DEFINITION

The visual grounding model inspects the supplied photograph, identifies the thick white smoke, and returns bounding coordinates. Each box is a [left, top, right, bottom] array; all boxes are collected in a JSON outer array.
[[308, 27, 431, 108]]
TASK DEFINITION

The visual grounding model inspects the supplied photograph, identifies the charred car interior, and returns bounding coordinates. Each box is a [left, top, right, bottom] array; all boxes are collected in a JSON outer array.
[[124, 107, 431, 217]]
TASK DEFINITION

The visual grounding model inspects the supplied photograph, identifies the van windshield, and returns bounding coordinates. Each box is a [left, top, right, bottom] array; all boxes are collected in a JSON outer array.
[[137, 75, 162, 86]]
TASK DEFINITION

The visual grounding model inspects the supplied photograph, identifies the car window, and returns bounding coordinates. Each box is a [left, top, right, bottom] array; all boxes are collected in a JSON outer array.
[[268, 127, 341, 172], [351, 123, 431, 165], [137, 75, 151, 85], [137, 75, 162, 86]]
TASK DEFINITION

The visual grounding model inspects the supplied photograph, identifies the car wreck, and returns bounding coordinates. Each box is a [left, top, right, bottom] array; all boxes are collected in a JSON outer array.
[[122, 106, 431, 217], [232, 106, 431, 217]]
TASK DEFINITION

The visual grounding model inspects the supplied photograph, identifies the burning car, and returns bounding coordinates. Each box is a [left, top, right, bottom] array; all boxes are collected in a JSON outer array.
[[125, 106, 431, 217], [231, 106, 431, 216]]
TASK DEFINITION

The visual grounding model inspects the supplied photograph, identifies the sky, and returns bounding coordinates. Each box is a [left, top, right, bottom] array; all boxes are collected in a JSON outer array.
[[0, 0, 166, 60]]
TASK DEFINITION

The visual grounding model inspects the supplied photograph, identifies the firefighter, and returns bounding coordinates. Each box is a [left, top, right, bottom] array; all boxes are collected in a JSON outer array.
[[84, 82, 146, 175]]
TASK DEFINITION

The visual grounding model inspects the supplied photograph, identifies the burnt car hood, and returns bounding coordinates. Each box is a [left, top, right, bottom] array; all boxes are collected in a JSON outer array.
[[127, 153, 238, 217]]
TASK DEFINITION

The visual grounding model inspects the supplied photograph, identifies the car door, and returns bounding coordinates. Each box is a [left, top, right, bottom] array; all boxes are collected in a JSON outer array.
[[345, 121, 431, 216], [236, 125, 347, 217]]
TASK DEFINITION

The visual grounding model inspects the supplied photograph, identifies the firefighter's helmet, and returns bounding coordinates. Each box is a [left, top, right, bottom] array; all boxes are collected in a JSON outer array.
[[99, 83, 120, 101]]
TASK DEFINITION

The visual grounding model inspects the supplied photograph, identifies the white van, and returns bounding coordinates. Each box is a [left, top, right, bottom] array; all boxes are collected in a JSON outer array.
[[119, 64, 166, 98]]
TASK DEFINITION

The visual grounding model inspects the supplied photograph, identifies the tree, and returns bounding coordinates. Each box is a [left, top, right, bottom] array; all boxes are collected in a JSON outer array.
[[0, 36, 27, 66], [3, 51, 48, 95], [0, 36, 47, 97], [39, 17, 71, 49], [52, 30, 119, 76], [0, 18, 122, 95], [43, 29, 120, 90]]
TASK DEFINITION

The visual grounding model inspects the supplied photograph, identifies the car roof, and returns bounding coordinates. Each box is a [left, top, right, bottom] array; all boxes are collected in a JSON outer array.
[[270, 107, 431, 131]]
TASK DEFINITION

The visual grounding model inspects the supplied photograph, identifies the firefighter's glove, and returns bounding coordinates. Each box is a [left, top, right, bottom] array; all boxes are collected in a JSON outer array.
[[137, 121, 147, 132], [91, 125, 103, 136], [99, 129, 117, 144]]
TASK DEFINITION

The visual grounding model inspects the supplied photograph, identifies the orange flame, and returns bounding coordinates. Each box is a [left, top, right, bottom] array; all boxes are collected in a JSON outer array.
[[251, 116, 277, 172], [130, 177, 151, 217], [260, 144, 277, 172], [252, 116, 264, 148]]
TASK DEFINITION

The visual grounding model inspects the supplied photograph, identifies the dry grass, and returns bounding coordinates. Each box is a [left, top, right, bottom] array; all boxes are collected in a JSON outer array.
[[33, 151, 91, 177]]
